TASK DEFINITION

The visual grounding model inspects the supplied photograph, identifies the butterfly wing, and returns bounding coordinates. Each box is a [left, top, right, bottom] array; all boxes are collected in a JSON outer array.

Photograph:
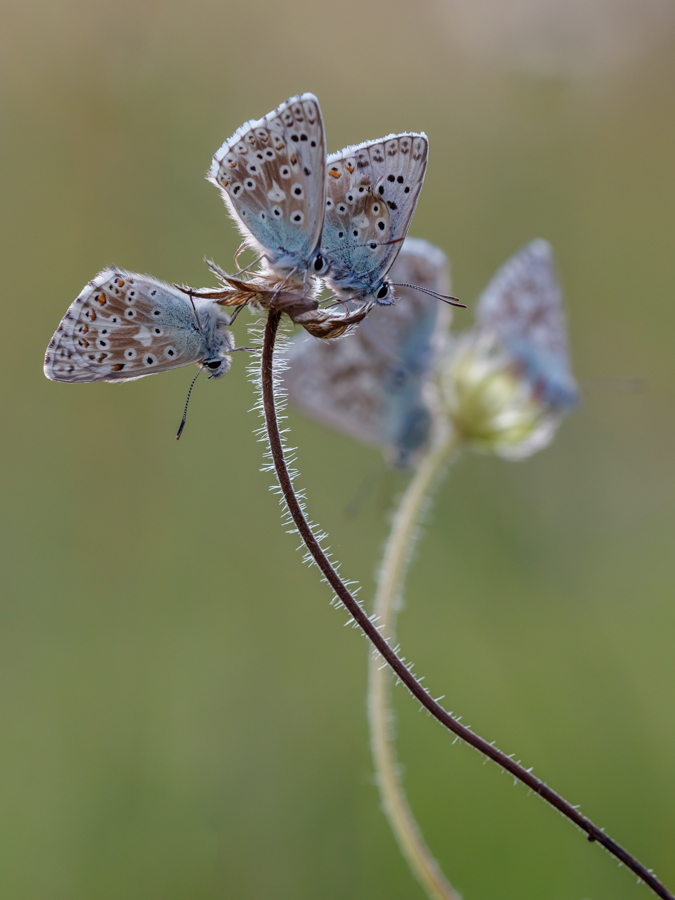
[[44, 269, 233, 383], [284, 238, 449, 467], [477, 240, 579, 410], [208, 94, 326, 279], [322, 133, 428, 302]]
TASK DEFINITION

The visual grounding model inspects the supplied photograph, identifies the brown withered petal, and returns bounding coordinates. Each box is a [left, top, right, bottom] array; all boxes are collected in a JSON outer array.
[[292, 304, 370, 340]]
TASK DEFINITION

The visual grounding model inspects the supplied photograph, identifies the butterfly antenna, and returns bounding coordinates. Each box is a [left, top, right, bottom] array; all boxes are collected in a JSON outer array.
[[176, 369, 202, 440], [391, 283, 466, 309]]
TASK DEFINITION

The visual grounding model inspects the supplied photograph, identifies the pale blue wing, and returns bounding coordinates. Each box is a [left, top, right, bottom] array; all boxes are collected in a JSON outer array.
[[477, 240, 579, 410], [208, 94, 326, 278], [44, 269, 233, 383], [322, 134, 428, 304]]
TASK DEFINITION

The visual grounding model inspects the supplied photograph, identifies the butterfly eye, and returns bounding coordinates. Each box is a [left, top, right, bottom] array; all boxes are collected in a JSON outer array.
[[377, 284, 390, 301], [313, 254, 326, 274], [206, 360, 222, 370]]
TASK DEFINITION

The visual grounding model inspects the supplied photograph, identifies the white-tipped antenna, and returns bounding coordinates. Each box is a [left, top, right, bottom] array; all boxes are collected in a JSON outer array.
[[176, 369, 202, 440], [391, 282, 466, 309]]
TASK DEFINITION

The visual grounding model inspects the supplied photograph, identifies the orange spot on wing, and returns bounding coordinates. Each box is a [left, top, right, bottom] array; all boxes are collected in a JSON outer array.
[[346, 163, 354, 174], [112, 363, 125, 371], [96, 293, 106, 306], [328, 168, 341, 178]]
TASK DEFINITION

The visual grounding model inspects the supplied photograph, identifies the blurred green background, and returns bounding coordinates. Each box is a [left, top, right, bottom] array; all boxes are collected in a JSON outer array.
[[2, 1, 675, 897]]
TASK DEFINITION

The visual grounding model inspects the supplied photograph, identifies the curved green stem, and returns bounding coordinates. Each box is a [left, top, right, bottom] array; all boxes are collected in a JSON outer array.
[[368, 426, 461, 900]]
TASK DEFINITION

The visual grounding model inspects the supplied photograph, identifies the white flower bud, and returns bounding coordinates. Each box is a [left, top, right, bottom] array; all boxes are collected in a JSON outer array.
[[441, 333, 562, 459]]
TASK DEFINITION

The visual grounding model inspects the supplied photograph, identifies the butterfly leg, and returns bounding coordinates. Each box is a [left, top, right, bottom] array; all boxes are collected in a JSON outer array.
[[234, 243, 247, 271], [269, 268, 298, 304], [222, 305, 245, 327], [232, 244, 263, 275]]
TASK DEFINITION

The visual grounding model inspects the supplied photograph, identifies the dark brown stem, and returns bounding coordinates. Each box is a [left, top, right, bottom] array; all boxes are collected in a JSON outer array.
[[261, 310, 672, 900]]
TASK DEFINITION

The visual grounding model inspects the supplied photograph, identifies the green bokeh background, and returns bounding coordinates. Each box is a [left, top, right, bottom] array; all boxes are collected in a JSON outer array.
[[2, 2, 675, 897]]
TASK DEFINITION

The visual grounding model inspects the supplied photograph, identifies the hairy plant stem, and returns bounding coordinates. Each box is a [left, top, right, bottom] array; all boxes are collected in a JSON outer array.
[[261, 310, 673, 900], [368, 426, 461, 900]]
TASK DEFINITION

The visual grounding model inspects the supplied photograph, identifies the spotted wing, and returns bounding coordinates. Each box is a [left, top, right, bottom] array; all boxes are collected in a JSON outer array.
[[322, 133, 428, 300], [208, 94, 326, 274], [477, 240, 579, 410], [44, 268, 232, 383], [284, 238, 449, 467]]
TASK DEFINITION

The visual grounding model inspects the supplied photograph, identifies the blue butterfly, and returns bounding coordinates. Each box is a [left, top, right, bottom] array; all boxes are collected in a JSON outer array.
[[320, 134, 430, 306], [476, 239, 579, 411], [44, 269, 234, 384], [208, 94, 328, 292]]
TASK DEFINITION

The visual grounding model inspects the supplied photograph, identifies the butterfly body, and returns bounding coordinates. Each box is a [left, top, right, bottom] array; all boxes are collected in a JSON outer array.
[[44, 268, 234, 383], [284, 238, 450, 468], [477, 239, 579, 411], [321, 133, 429, 305], [208, 94, 327, 290]]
